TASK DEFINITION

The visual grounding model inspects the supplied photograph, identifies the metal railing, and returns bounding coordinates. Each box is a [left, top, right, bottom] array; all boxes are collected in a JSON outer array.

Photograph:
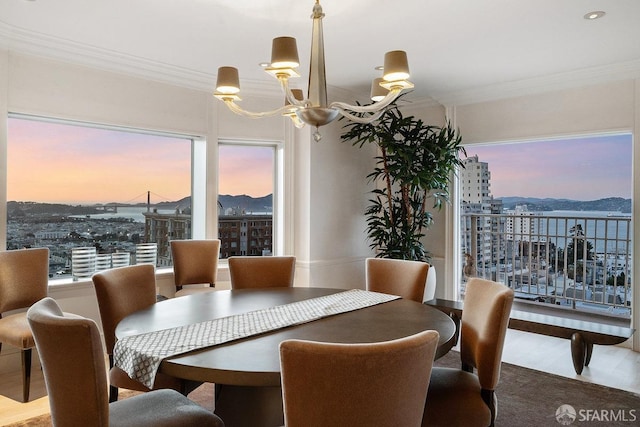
[[460, 212, 632, 318]]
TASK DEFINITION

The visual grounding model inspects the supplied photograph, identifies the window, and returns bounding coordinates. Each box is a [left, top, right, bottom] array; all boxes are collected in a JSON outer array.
[[459, 134, 633, 318], [218, 141, 279, 258], [6, 115, 194, 279]]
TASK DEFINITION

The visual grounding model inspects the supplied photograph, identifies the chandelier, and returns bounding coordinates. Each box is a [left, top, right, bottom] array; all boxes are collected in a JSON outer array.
[[214, 0, 414, 141]]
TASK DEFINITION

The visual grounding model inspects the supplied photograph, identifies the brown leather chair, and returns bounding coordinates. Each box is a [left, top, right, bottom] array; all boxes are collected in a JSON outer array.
[[280, 330, 440, 427], [0, 247, 49, 402], [92, 264, 199, 402], [170, 239, 221, 297], [228, 256, 296, 289], [365, 257, 430, 302], [27, 297, 224, 427], [422, 278, 514, 427]]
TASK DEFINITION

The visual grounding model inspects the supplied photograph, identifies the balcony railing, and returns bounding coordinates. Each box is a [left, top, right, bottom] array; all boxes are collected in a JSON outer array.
[[461, 212, 632, 319]]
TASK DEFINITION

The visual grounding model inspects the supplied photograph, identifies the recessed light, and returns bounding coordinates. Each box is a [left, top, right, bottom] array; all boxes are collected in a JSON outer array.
[[374, 65, 384, 71], [584, 11, 606, 20]]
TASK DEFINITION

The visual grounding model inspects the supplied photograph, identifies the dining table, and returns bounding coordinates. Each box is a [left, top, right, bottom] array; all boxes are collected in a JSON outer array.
[[115, 286, 457, 427]]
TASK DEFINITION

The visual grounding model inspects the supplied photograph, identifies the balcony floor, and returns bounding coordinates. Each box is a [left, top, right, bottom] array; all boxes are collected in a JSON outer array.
[[501, 329, 640, 394]]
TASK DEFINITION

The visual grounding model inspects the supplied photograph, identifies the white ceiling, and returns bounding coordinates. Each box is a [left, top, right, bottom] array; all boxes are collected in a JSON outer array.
[[1, 0, 640, 106]]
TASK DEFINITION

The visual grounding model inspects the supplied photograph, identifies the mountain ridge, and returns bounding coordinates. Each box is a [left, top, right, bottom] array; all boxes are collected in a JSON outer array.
[[496, 196, 631, 213]]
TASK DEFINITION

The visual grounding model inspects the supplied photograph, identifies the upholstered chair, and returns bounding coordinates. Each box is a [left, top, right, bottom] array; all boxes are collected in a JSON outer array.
[[422, 277, 514, 427], [0, 247, 49, 402], [365, 257, 430, 303], [280, 330, 439, 427], [170, 239, 221, 297], [92, 264, 199, 402], [27, 297, 224, 427], [228, 256, 296, 289]]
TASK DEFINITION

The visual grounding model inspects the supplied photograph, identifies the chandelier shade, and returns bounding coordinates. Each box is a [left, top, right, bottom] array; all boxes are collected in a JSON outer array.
[[214, 0, 414, 140], [383, 51, 410, 82], [271, 37, 300, 69], [215, 66, 241, 96], [370, 78, 389, 102]]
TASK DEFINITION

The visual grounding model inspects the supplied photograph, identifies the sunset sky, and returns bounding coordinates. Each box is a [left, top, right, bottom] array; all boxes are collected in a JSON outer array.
[[7, 118, 273, 204], [465, 134, 632, 201], [8, 118, 631, 204]]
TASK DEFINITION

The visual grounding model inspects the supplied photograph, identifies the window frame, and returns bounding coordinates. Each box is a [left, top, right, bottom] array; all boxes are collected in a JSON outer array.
[[4, 113, 206, 282], [217, 138, 285, 259]]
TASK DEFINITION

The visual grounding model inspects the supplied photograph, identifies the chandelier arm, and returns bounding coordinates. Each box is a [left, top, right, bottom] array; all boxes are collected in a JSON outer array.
[[329, 88, 402, 114], [335, 108, 386, 124], [223, 99, 294, 119]]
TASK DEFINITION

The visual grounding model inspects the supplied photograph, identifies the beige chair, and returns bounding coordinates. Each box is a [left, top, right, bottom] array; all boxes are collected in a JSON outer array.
[[27, 297, 224, 427], [0, 247, 49, 402], [280, 330, 440, 427], [365, 257, 429, 303], [228, 256, 296, 289], [170, 239, 221, 297], [422, 278, 514, 427], [92, 265, 199, 402]]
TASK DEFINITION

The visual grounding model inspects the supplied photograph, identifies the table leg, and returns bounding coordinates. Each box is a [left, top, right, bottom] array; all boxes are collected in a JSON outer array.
[[214, 385, 284, 427]]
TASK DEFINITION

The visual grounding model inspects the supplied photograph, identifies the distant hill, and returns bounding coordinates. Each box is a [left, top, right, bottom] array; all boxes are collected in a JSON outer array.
[[498, 197, 631, 213], [218, 194, 273, 213], [8, 194, 273, 216], [155, 194, 273, 214]]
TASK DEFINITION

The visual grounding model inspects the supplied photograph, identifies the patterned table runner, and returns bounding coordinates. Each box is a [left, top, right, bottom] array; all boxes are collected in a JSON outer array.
[[114, 289, 399, 388]]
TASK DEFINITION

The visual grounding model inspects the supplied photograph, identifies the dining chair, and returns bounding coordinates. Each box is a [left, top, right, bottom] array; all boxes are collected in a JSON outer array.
[[27, 297, 224, 427], [228, 256, 296, 289], [422, 277, 514, 427], [365, 257, 430, 302], [0, 247, 49, 402], [280, 330, 440, 427], [92, 264, 200, 402], [170, 239, 221, 297]]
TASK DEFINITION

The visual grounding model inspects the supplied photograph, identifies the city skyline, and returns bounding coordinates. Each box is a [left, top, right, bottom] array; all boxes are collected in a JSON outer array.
[[465, 134, 632, 201]]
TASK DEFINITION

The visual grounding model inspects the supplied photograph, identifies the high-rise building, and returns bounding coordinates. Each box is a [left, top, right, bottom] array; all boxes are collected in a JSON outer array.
[[460, 155, 491, 204], [460, 155, 504, 273]]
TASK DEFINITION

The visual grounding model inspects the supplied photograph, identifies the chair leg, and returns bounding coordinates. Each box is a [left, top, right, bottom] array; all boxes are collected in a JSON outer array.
[[22, 349, 32, 403], [108, 354, 119, 402], [109, 385, 119, 403], [481, 388, 497, 427]]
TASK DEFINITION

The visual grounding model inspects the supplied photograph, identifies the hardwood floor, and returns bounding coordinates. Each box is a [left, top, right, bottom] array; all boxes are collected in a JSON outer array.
[[0, 330, 638, 425], [0, 367, 49, 426]]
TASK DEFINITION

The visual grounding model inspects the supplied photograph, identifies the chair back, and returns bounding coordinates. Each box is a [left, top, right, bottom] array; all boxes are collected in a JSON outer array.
[[92, 264, 157, 354], [229, 256, 296, 289], [27, 297, 110, 427], [170, 240, 220, 289], [460, 277, 514, 391], [0, 248, 49, 313], [280, 330, 439, 427], [365, 257, 429, 303]]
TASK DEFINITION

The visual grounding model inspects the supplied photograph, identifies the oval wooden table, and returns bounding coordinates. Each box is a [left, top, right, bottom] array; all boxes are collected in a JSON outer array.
[[116, 287, 457, 427]]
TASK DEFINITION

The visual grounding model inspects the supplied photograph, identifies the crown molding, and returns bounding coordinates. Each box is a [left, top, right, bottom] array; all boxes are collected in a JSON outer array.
[[0, 21, 283, 98], [433, 59, 640, 107], [3, 21, 638, 108]]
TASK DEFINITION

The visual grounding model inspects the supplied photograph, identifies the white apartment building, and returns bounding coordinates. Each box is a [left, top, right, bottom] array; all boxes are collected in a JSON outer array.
[[460, 155, 503, 267], [505, 205, 541, 242], [460, 155, 491, 204]]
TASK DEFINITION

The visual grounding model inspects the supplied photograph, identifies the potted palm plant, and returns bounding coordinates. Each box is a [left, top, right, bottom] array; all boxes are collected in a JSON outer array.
[[341, 102, 465, 261]]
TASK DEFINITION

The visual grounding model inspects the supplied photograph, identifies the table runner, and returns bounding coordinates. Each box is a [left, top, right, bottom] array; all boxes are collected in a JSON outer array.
[[114, 289, 399, 388]]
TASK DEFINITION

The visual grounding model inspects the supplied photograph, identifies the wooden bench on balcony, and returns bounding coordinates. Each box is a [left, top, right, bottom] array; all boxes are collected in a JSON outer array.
[[424, 298, 635, 375]]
